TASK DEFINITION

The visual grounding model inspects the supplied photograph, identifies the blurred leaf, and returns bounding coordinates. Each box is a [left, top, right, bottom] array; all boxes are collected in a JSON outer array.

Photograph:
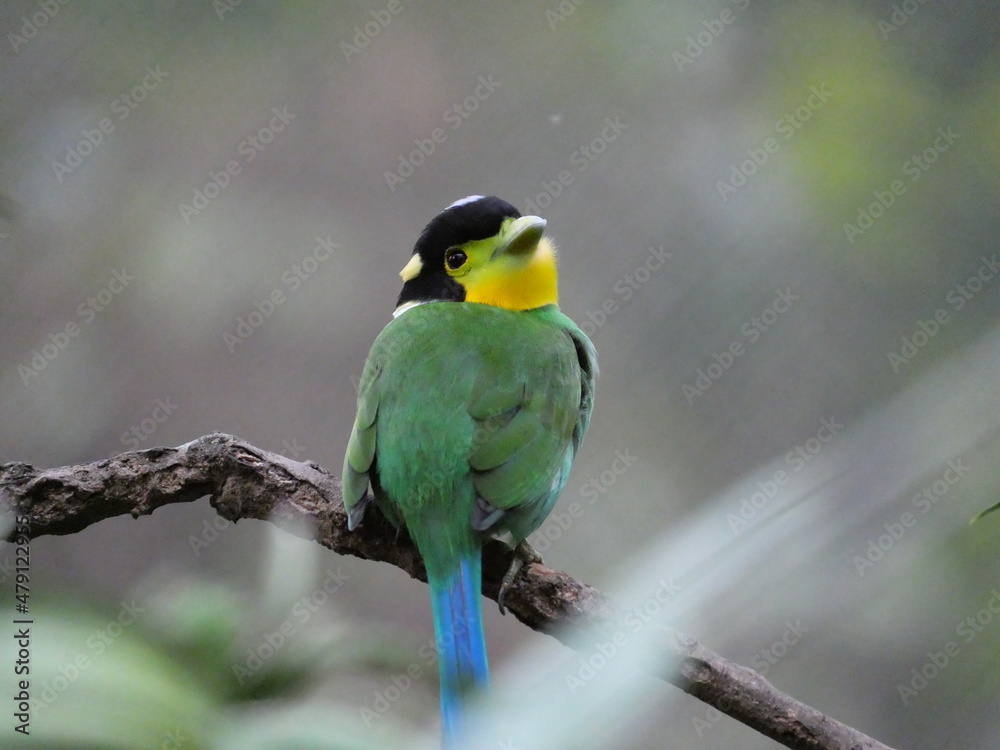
[[971, 500, 1000, 523]]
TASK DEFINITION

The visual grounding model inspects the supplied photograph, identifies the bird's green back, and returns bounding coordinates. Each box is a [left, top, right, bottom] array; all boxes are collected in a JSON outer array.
[[343, 301, 596, 577]]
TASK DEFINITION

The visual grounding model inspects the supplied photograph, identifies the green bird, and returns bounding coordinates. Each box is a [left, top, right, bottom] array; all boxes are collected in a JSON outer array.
[[342, 195, 597, 748]]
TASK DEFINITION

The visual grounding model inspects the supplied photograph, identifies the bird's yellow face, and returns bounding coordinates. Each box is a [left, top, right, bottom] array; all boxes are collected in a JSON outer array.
[[398, 214, 558, 312], [394, 196, 560, 315]]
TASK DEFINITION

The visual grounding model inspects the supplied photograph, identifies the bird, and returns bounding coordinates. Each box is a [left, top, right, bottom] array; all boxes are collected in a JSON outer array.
[[342, 195, 597, 748]]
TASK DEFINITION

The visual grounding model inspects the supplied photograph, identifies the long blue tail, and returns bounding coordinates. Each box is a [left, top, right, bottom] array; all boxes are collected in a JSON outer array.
[[429, 553, 490, 749]]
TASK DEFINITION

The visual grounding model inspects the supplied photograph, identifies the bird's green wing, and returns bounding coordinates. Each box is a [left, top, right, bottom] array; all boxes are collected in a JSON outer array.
[[468, 310, 597, 539], [342, 356, 382, 529]]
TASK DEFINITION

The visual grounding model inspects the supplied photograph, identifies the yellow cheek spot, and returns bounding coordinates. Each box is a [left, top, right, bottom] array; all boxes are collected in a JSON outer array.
[[399, 254, 423, 282]]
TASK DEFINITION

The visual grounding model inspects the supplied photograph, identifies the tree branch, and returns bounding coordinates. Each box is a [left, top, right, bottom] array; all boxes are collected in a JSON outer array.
[[1, 433, 896, 750]]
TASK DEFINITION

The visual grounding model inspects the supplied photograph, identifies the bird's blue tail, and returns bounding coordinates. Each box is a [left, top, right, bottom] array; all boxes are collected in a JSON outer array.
[[429, 553, 490, 749]]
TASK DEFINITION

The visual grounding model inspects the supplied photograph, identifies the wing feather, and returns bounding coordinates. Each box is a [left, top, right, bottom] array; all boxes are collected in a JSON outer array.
[[468, 319, 596, 541]]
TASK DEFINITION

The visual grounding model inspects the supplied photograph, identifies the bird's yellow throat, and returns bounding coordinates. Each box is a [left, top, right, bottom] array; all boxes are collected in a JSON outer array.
[[464, 237, 559, 311]]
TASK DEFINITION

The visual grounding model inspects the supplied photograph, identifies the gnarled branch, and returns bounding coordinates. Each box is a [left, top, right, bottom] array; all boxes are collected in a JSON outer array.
[[1, 433, 896, 750]]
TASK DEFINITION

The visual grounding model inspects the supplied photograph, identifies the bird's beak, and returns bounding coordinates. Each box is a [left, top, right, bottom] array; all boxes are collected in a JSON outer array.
[[494, 216, 546, 258]]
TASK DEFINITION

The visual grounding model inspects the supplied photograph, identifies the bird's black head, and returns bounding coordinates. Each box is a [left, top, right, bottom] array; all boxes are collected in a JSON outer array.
[[396, 196, 522, 309]]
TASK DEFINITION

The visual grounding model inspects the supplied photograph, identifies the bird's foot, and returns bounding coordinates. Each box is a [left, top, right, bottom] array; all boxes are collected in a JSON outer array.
[[498, 540, 543, 615]]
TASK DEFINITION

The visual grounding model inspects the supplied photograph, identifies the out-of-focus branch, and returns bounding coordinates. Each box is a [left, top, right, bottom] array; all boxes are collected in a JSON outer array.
[[1, 433, 896, 750]]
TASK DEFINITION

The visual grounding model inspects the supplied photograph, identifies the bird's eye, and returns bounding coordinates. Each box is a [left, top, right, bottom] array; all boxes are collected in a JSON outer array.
[[445, 250, 467, 270]]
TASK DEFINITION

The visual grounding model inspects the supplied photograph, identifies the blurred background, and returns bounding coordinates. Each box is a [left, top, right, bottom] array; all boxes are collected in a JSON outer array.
[[2, 1, 1000, 748]]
